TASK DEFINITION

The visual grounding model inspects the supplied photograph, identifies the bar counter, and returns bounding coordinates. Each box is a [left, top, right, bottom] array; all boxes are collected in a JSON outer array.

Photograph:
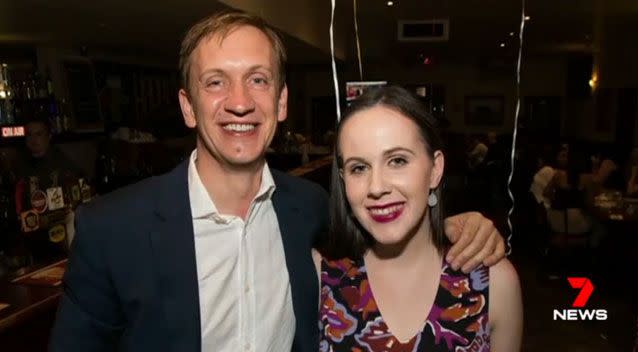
[[0, 260, 66, 351]]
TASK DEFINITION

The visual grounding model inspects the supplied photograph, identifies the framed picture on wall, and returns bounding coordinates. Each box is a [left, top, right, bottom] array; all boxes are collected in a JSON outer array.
[[465, 96, 504, 126]]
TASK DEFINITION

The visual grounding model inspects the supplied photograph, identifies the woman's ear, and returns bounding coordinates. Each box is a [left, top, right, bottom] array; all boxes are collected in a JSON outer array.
[[429, 150, 445, 189]]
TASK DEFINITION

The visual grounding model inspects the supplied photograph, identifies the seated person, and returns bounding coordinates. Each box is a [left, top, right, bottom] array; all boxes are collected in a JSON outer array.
[[543, 148, 591, 236]]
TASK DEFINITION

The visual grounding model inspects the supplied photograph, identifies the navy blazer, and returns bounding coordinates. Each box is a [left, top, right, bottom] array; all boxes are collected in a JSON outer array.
[[49, 160, 328, 352]]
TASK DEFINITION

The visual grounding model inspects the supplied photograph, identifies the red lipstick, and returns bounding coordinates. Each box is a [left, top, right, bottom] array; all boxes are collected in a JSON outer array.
[[368, 203, 405, 223]]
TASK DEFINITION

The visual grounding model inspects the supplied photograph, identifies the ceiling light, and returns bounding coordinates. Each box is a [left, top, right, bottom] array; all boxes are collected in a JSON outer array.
[[509, 32, 515, 36], [524, 15, 531, 21], [500, 42, 505, 48], [387, 1, 394, 6]]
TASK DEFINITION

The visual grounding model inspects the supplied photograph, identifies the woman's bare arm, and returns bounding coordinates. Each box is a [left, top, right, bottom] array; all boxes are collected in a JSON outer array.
[[489, 258, 523, 351]]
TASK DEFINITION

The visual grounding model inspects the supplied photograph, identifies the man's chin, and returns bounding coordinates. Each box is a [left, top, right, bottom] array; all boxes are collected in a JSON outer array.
[[222, 154, 267, 170]]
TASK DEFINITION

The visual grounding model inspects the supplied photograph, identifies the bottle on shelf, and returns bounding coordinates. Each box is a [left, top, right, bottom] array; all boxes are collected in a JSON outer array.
[[34, 70, 47, 99], [60, 99, 71, 132], [45, 68, 54, 97], [28, 73, 38, 100], [0, 63, 15, 125]]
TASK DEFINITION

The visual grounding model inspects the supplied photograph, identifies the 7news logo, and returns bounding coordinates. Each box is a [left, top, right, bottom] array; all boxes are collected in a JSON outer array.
[[553, 277, 608, 321]]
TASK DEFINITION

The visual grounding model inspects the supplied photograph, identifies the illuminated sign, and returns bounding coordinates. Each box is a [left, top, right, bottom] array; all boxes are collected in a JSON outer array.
[[1, 126, 25, 138]]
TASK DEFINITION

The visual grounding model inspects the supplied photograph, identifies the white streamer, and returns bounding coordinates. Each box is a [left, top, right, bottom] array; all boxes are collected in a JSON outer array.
[[506, 0, 526, 255], [354, 0, 363, 80], [330, 0, 342, 121]]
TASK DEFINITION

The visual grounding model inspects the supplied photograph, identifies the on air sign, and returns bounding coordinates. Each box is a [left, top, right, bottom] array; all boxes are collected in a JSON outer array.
[[553, 277, 607, 321], [1, 126, 25, 138]]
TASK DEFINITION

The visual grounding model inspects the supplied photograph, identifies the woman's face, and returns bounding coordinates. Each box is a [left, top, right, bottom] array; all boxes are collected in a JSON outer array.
[[338, 105, 444, 246]]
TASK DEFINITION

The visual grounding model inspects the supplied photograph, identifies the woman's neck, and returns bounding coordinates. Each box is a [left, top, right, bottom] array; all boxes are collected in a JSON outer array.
[[366, 216, 441, 271]]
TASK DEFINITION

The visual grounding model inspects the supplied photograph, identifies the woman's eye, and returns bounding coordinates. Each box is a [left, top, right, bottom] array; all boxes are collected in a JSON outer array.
[[349, 165, 367, 174], [389, 157, 408, 167]]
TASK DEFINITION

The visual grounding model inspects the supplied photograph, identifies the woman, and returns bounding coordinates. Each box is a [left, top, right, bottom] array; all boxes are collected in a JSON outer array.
[[313, 86, 522, 351]]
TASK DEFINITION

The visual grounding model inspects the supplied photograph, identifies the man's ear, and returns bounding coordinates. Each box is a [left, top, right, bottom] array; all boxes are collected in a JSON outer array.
[[430, 150, 445, 189], [277, 85, 288, 122], [179, 89, 197, 128]]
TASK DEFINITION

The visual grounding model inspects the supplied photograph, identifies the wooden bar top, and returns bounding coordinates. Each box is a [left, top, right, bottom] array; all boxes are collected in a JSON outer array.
[[0, 259, 66, 333]]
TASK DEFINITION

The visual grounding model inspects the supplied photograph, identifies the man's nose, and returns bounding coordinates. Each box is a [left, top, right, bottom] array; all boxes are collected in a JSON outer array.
[[224, 82, 255, 116]]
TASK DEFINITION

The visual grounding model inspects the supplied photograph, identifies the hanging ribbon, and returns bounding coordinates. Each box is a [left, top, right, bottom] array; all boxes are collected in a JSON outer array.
[[354, 0, 363, 80], [506, 0, 527, 255], [329, 0, 341, 121]]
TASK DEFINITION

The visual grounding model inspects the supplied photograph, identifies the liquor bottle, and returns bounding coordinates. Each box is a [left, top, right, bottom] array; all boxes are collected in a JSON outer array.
[[0, 77, 4, 123], [0, 63, 7, 98], [45, 68, 54, 97], [95, 147, 116, 194], [60, 99, 71, 132], [0, 152, 17, 234], [0, 63, 14, 125], [48, 98, 61, 134], [35, 71, 47, 99], [23, 79, 32, 100]]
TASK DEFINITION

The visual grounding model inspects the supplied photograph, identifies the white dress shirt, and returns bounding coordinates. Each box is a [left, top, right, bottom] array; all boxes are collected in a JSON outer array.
[[530, 166, 556, 208], [187, 150, 295, 352]]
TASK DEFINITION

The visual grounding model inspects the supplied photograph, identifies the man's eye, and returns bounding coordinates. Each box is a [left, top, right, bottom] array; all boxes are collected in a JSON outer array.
[[250, 76, 270, 86]]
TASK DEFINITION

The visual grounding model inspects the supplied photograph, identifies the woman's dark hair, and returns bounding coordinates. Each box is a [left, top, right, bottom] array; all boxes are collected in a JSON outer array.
[[322, 85, 447, 260]]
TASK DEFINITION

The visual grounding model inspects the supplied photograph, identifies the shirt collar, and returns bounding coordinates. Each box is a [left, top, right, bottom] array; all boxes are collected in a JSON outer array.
[[187, 149, 276, 220]]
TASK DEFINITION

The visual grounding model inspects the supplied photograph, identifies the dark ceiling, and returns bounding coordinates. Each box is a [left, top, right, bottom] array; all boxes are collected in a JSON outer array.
[[2, 0, 638, 67]]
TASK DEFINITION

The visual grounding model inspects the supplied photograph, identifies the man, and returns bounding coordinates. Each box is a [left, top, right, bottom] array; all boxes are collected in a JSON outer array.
[[12, 117, 82, 261], [50, 11, 505, 352], [15, 117, 82, 196]]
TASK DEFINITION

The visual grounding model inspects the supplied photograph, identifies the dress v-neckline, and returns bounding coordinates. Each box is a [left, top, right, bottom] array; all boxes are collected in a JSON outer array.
[[360, 256, 445, 345]]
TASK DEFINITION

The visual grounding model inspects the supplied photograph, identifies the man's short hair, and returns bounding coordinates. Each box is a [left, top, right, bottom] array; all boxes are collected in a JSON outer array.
[[25, 116, 52, 134], [179, 10, 287, 96]]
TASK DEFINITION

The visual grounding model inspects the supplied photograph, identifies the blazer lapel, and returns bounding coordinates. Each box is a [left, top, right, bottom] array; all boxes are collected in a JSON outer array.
[[150, 161, 201, 351], [271, 171, 319, 351]]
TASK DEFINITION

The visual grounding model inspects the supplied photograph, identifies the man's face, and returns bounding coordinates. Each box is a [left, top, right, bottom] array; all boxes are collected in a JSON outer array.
[[25, 122, 51, 158], [178, 25, 287, 170]]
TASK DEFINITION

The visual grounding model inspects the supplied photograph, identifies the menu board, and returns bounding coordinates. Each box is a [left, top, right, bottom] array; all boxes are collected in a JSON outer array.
[[12, 259, 67, 287]]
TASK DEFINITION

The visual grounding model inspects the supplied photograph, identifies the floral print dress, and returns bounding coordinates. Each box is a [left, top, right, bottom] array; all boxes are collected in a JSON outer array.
[[318, 257, 490, 352]]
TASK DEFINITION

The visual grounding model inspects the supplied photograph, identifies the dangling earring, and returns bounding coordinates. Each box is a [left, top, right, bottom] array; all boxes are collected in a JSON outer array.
[[428, 192, 438, 207]]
